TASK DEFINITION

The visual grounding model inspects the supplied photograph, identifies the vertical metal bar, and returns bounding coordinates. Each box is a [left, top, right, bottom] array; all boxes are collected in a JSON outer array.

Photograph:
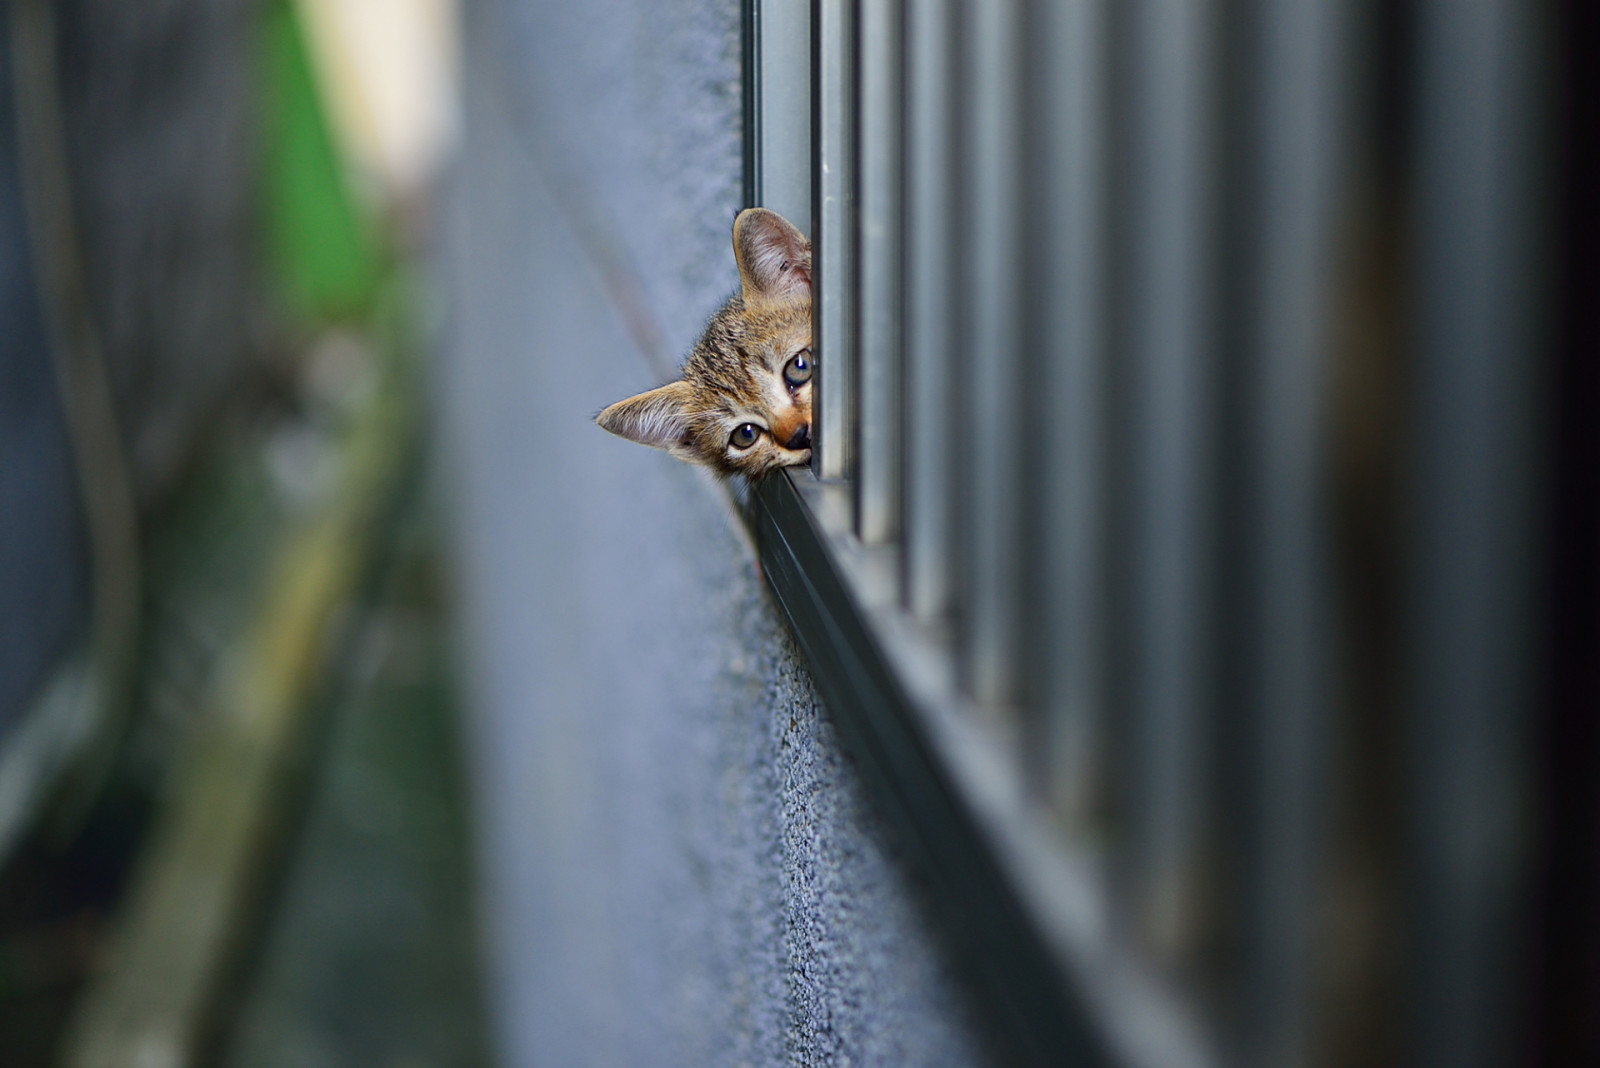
[[855, 0, 902, 545], [1122, 0, 1216, 960], [902, 0, 954, 618], [760, 0, 813, 231], [814, 0, 855, 482], [1037, 0, 1110, 819], [1235, 1, 1343, 1063], [961, 0, 1024, 707], [1407, 2, 1547, 1065], [743, 0, 761, 208]]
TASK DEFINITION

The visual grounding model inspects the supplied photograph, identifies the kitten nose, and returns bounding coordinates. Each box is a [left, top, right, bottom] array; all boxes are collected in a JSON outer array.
[[786, 424, 811, 450]]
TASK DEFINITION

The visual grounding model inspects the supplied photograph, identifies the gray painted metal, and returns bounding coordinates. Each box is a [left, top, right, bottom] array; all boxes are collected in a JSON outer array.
[[813, 0, 855, 482], [752, 0, 811, 233], [1036, 0, 1110, 822], [958, 0, 1026, 709], [1118, 0, 1218, 962], [854, 0, 902, 547], [750, 0, 1568, 1063], [902, 0, 956, 622], [1407, 2, 1547, 1065], [1228, 2, 1345, 1063]]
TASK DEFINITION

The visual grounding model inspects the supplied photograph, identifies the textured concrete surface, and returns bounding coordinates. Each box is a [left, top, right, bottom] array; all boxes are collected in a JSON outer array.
[[439, 1, 997, 1065]]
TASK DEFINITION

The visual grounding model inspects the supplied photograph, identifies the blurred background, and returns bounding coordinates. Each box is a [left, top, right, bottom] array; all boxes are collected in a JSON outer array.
[[0, 1, 485, 1065], [0, 1, 1594, 1067]]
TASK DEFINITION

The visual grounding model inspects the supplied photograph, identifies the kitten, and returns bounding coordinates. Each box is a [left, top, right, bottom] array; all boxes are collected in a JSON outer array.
[[596, 208, 813, 478]]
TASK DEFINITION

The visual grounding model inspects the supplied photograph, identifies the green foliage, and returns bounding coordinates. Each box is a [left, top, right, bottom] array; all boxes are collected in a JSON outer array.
[[261, 2, 383, 323]]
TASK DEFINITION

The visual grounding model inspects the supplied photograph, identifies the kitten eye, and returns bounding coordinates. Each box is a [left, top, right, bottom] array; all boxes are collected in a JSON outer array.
[[784, 350, 813, 387], [730, 423, 761, 449]]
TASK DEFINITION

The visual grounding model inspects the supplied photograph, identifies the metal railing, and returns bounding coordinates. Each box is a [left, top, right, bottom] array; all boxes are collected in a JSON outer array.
[[744, 1, 1569, 1065]]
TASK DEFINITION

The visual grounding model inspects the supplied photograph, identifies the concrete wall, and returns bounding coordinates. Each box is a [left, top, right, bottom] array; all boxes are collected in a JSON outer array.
[[439, 1, 999, 1064]]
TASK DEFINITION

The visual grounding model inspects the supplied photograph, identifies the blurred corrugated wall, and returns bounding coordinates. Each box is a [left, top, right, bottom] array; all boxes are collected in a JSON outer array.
[[0, 5, 84, 742], [1, 0, 261, 837]]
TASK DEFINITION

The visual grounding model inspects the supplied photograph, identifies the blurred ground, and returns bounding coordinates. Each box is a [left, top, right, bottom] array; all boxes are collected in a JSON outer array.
[[0, 329, 491, 1068], [221, 467, 490, 1068]]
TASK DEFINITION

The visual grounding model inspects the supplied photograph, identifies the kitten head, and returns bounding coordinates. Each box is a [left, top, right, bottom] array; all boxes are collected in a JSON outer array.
[[596, 208, 813, 478]]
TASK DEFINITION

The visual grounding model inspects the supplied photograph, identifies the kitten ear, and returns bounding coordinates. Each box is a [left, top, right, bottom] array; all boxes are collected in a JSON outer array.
[[596, 380, 700, 457], [733, 208, 811, 305]]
